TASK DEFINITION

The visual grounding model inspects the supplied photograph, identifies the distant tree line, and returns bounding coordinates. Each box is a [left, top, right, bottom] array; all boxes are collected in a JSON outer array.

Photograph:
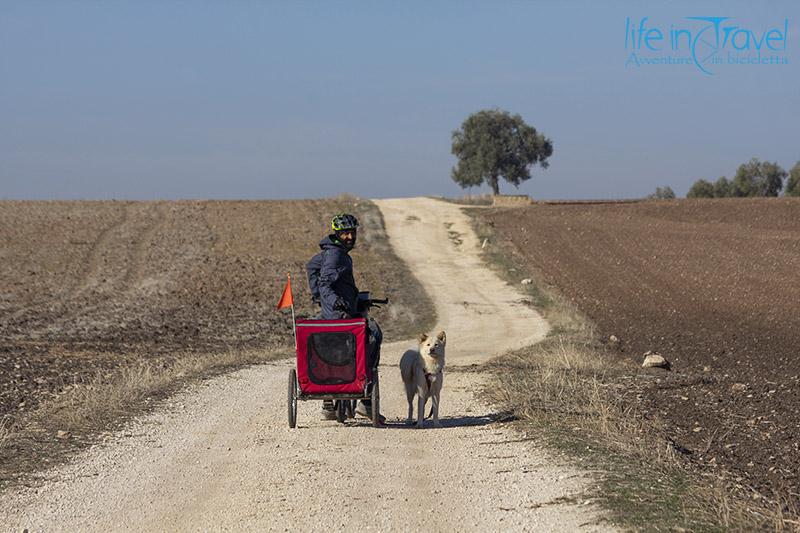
[[647, 186, 676, 199], [686, 158, 800, 198]]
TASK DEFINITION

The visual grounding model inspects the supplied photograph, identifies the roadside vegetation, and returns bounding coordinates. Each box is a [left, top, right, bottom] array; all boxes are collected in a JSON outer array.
[[1, 348, 283, 489], [466, 206, 800, 532], [435, 193, 494, 206]]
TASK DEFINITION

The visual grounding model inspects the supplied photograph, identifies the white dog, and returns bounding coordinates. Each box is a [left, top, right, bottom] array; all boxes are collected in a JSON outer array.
[[400, 331, 446, 428]]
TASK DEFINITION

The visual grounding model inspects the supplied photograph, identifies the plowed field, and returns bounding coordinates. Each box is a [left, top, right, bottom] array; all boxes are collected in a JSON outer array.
[[479, 198, 800, 499]]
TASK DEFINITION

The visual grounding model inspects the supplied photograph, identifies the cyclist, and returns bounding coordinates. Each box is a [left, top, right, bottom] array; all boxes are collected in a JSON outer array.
[[307, 213, 384, 422]]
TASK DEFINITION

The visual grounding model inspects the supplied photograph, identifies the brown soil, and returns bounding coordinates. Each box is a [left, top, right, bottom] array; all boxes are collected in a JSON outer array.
[[0, 198, 433, 427], [479, 198, 800, 500]]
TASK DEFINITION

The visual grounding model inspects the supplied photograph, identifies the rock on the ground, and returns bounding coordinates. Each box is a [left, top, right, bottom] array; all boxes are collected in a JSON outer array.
[[642, 351, 669, 369]]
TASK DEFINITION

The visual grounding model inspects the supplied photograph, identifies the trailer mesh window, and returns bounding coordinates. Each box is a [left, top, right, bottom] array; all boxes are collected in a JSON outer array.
[[307, 331, 356, 385]]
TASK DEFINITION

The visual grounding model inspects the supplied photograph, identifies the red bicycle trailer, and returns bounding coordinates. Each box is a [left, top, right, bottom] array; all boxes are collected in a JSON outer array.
[[287, 317, 381, 428]]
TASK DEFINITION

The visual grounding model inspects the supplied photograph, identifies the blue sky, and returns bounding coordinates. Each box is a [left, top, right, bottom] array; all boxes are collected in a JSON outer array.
[[1, 1, 798, 200]]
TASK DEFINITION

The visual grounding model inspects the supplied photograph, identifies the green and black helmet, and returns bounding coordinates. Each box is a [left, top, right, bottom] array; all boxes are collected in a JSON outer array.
[[331, 213, 359, 232]]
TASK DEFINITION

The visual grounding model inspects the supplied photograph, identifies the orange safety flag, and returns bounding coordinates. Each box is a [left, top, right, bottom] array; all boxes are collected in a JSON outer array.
[[276, 274, 294, 310]]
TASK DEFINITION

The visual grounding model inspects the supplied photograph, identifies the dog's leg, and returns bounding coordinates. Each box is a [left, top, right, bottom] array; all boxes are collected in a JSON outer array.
[[431, 377, 442, 428], [404, 381, 415, 426], [417, 394, 425, 429], [431, 392, 441, 428], [403, 375, 416, 426]]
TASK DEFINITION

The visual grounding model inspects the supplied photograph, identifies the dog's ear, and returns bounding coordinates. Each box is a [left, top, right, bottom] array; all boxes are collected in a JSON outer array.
[[436, 331, 446, 343], [418, 333, 429, 344]]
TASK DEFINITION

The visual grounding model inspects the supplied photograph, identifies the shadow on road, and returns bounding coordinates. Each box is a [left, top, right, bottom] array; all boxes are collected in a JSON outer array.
[[343, 412, 508, 430]]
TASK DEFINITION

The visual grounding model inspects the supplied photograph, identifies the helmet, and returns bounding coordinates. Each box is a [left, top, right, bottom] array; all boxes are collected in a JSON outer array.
[[331, 213, 359, 250], [331, 213, 359, 232]]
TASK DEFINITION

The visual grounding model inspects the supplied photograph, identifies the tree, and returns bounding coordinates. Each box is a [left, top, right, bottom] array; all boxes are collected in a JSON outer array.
[[731, 158, 786, 197], [687, 179, 714, 198], [713, 176, 732, 198], [451, 109, 553, 195], [647, 186, 676, 199], [786, 161, 800, 197]]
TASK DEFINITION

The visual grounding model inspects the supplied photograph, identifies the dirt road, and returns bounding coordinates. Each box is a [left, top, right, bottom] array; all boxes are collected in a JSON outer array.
[[1, 197, 611, 531]]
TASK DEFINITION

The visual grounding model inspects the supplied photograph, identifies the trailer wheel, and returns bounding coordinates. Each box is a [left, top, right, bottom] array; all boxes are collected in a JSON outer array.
[[371, 374, 381, 427], [288, 369, 297, 429]]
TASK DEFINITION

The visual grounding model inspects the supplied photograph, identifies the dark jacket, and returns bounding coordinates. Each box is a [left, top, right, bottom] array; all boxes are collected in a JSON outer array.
[[314, 235, 359, 320]]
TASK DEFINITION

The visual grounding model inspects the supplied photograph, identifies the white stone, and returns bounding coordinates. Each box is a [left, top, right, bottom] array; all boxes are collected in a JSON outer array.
[[641, 352, 669, 369]]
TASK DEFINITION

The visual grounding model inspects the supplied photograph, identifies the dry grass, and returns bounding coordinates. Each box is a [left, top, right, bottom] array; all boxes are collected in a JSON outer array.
[[0, 418, 10, 448], [0, 348, 282, 489], [487, 338, 680, 466], [37, 349, 279, 434], [432, 194, 494, 206], [488, 338, 800, 531]]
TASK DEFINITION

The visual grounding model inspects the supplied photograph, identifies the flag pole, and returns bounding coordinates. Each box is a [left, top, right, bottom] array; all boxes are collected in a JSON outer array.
[[288, 273, 298, 350]]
